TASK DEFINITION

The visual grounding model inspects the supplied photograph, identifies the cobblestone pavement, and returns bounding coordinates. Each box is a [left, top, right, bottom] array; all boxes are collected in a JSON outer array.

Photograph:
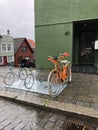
[[0, 97, 98, 130], [1, 66, 98, 109], [0, 67, 98, 120]]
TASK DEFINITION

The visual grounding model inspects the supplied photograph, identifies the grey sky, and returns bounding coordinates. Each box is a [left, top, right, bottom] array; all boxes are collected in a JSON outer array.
[[0, 0, 35, 40]]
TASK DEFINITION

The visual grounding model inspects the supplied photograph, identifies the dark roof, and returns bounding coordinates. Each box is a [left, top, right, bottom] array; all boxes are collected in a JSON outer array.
[[14, 38, 25, 54]]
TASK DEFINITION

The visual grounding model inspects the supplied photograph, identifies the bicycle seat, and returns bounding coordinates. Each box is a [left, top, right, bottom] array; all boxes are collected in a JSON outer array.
[[53, 56, 58, 60], [61, 60, 68, 64]]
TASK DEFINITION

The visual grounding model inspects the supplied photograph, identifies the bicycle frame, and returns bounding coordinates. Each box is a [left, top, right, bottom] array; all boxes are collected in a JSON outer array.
[[26, 65, 44, 82], [9, 65, 27, 80], [48, 52, 70, 84], [47, 52, 71, 97]]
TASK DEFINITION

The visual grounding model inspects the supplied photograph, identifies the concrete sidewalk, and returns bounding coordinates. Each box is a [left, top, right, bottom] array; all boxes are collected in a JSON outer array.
[[0, 66, 98, 119]]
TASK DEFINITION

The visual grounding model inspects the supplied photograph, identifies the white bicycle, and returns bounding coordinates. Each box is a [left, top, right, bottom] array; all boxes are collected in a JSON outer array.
[[3, 64, 27, 86], [24, 65, 45, 89]]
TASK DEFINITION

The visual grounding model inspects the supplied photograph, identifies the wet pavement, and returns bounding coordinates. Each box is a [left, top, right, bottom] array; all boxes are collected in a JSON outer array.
[[0, 97, 98, 130], [0, 97, 70, 130], [0, 66, 98, 119]]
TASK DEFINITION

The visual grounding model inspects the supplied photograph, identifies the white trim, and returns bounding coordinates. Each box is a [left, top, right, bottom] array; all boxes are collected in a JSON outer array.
[[7, 56, 14, 62], [1, 43, 12, 52]]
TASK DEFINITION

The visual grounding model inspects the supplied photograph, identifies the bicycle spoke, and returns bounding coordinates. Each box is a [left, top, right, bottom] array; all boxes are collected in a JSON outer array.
[[4, 72, 15, 86], [48, 71, 60, 97], [19, 68, 27, 80], [47, 52, 71, 98], [24, 74, 34, 89]]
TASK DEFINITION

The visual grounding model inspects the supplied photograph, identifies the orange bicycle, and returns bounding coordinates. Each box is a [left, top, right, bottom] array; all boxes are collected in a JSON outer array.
[[47, 52, 71, 97]]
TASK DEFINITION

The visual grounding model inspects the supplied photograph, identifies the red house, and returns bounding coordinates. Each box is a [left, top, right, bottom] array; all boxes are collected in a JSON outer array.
[[14, 38, 35, 67]]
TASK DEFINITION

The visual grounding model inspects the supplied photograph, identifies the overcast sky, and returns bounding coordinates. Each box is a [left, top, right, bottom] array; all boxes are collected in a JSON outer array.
[[0, 0, 35, 40]]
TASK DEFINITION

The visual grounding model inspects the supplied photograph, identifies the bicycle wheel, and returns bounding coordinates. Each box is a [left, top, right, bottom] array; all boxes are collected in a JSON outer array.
[[48, 70, 60, 97], [4, 72, 15, 86], [65, 65, 72, 83], [19, 68, 27, 80], [24, 73, 34, 89]]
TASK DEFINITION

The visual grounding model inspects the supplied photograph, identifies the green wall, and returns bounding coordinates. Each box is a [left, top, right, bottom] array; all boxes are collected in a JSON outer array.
[[36, 23, 73, 69], [35, 0, 98, 69], [35, 0, 98, 25]]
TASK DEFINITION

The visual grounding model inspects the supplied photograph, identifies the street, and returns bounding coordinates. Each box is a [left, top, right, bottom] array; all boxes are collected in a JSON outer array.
[[0, 97, 66, 130], [0, 97, 97, 130]]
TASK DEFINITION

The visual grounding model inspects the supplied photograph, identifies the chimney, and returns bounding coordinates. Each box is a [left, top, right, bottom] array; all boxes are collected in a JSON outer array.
[[7, 29, 10, 35]]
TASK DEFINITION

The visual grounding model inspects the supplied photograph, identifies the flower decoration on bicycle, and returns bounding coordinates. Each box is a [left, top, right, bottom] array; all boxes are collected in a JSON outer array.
[[47, 52, 71, 98]]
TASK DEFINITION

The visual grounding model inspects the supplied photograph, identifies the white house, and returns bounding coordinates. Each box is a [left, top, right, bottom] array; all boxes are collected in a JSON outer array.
[[0, 34, 14, 65]]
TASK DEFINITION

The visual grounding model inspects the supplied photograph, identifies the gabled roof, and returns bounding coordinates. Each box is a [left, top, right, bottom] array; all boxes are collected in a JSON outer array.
[[27, 39, 35, 48], [14, 38, 34, 54], [14, 38, 25, 54]]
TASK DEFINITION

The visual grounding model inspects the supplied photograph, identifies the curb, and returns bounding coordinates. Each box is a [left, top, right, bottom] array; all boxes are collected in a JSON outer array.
[[0, 89, 98, 119]]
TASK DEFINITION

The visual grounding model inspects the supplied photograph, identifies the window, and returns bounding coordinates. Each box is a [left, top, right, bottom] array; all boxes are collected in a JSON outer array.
[[7, 56, 12, 62], [2, 44, 6, 51], [7, 44, 11, 51], [21, 46, 27, 52], [1, 43, 12, 52]]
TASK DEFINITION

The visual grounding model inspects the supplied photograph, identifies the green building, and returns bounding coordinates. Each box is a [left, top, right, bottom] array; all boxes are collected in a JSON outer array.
[[35, 0, 98, 70]]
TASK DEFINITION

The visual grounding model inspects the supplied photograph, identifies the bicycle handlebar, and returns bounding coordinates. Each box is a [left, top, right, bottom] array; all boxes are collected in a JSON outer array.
[[47, 52, 70, 64]]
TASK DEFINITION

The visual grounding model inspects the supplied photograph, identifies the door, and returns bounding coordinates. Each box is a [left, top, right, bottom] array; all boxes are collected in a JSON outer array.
[[18, 56, 22, 64], [79, 31, 95, 65], [4, 56, 7, 65]]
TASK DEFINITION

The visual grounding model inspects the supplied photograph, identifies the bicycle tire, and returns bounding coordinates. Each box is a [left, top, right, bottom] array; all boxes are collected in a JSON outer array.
[[4, 72, 15, 86], [19, 68, 27, 80], [24, 73, 34, 89], [65, 64, 72, 83], [48, 70, 60, 98]]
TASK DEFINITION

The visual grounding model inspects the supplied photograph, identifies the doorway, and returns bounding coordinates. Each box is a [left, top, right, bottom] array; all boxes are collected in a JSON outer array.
[[73, 20, 98, 66], [79, 31, 95, 65]]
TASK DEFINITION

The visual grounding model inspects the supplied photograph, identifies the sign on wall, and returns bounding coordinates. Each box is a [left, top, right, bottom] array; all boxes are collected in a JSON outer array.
[[95, 40, 98, 50]]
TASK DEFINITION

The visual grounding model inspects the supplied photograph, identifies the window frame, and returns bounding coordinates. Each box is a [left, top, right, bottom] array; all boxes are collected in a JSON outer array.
[[21, 46, 28, 52], [1, 43, 12, 52], [7, 56, 12, 62], [7, 44, 12, 52], [1, 43, 6, 52]]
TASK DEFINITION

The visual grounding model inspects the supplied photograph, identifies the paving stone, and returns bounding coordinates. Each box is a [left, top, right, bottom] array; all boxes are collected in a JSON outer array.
[[91, 103, 98, 109], [33, 125, 42, 130], [83, 102, 90, 107], [4, 124, 17, 130], [13, 122, 25, 130], [4, 119, 22, 130], [56, 120, 64, 127], [0, 119, 13, 127], [0, 125, 4, 129], [41, 128, 47, 130], [49, 116, 57, 122], [49, 125, 61, 130], [37, 121, 46, 128], [48, 113, 63, 122], [44, 121, 55, 129], [76, 101, 84, 106], [0, 116, 8, 123]]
